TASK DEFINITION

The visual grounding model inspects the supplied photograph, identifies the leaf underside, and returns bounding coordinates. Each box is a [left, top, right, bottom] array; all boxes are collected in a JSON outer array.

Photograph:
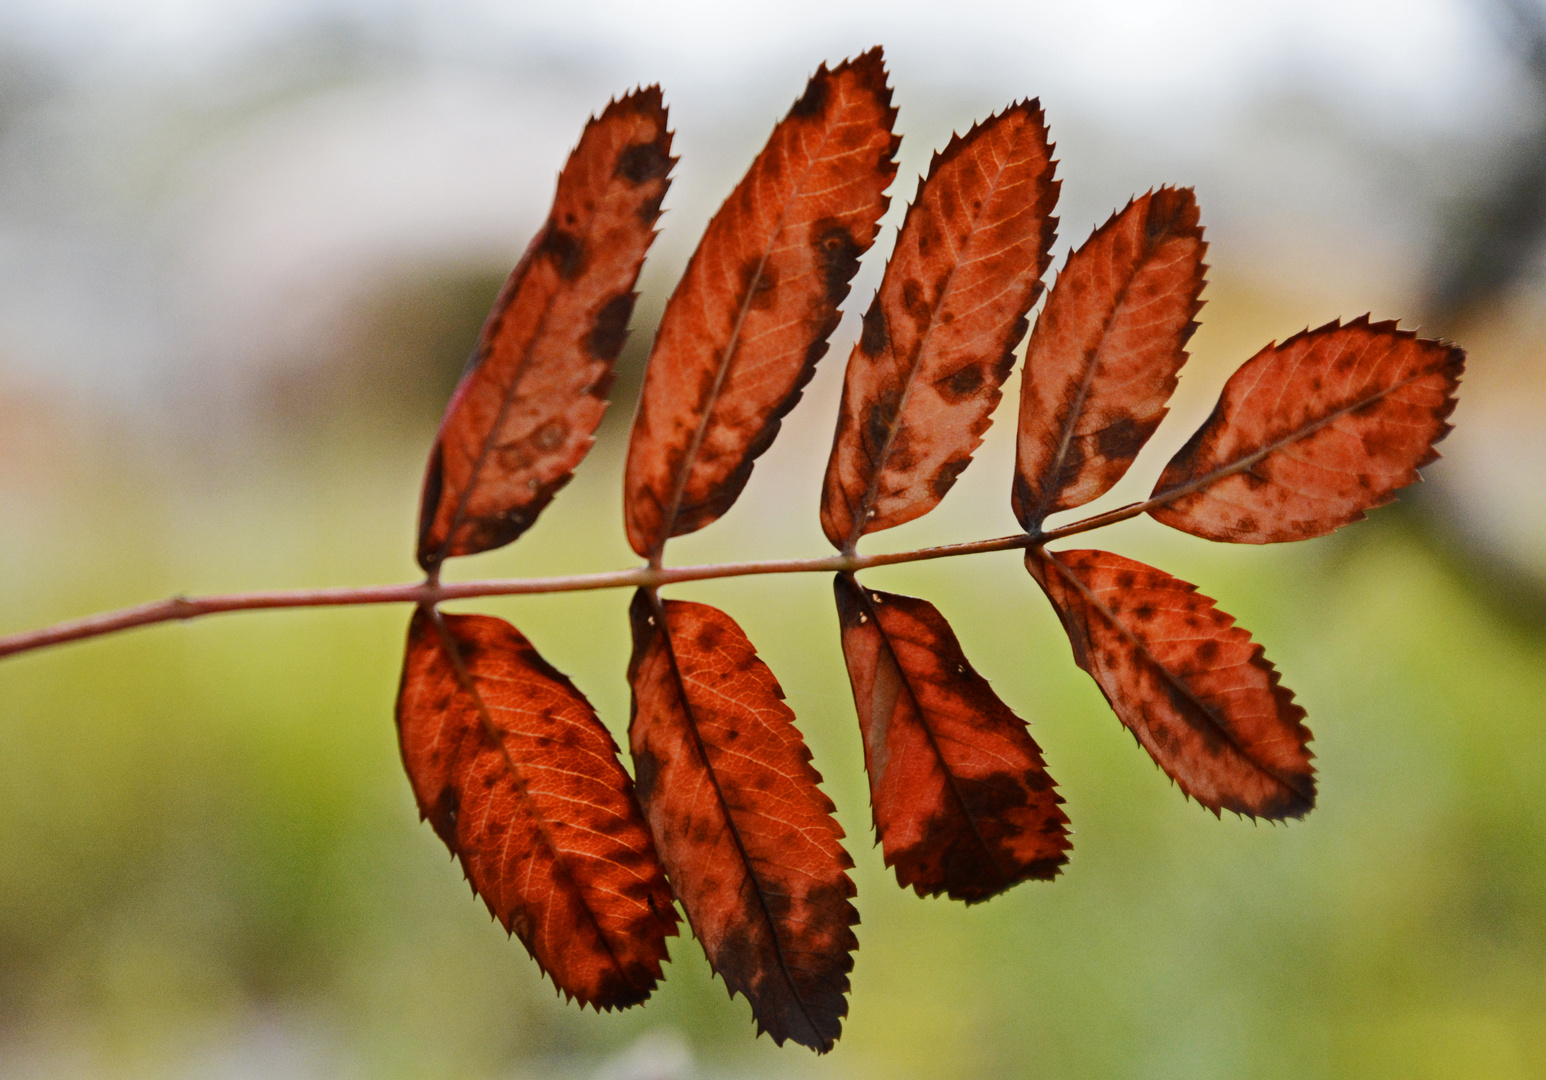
[[1028, 548, 1315, 819], [1151, 316, 1464, 543], [396, 609, 678, 1008], [417, 87, 675, 568], [834, 576, 1069, 902], [1014, 186, 1206, 530], [822, 98, 1059, 550], [624, 48, 900, 559], [627, 591, 857, 1052]]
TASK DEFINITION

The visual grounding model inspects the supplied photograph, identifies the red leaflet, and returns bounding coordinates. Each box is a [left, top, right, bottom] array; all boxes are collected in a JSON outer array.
[[1150, 317, 1464, 543], [417, 88, 674, 568], [1028, 549, 1314, 819], [624, 50, 899, 560], [834, 576, 1069, 902], [627, 592, 857, 1052], [1014, 187, 1206, 530], [821, 100, 1059, 551], [396, 609, 678, 1007]]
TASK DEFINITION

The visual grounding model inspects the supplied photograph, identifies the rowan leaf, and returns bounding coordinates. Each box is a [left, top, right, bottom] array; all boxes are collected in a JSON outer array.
[[1149, 316, 1464, 543], [1027, 548, 1315, 820], [416, 87, 674, 569], [626, 591, 857, 1052], [821, 100, 1059, 551], [833, 576, 1069, 902], [1014, 187, 1206, 530], [395, 608, 678, 1008], [624, 49, 899, 559]]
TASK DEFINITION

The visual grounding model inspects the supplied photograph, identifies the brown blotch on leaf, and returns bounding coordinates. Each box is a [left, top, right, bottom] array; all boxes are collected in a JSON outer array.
[[538, 227, 586, 280], [813, 220, 863, 305], [860, 305, 889, 356], [937, 363, 985, 403], [789, 71, 829, 119], [588, 294, 637, 361], [617, 141, 673, 185], [739, 258, 779, 310], [1094, 416, 1150, 461]]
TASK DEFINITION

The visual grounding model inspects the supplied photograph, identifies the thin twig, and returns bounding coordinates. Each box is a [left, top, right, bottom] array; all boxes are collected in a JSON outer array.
[[0, 484, 1199, 661]]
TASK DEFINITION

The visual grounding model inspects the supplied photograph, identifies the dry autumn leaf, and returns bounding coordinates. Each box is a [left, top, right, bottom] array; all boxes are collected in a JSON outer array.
[[624, 49, 899, 560], [1150, 316, 1464, 543], [821, 99, 1058, 551], [834, 576, 1069, 901], [1014, 186, 1206, 530], [627, 592, 858, 1051], [396, 608, 677, 1008], [416, 87, 674, 569], [1028, 548, 1315, 819]]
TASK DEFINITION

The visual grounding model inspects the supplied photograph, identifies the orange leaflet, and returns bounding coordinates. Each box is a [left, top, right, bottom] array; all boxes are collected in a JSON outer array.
[[395, 609, 677, 1008], [1150, 316, 1464, 543], [821, 100, 1059, 551], [627, 592, 856, 1052], [417, 88, 674, 569], [834, 576, 1069, 902], [624, 49, 899, 560], [1014, 187, 1206, 530], [1028, 548, 1314, 819]]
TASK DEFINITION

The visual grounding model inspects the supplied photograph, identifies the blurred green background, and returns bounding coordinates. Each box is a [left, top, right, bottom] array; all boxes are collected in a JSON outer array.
[[4, 2, 1546, 1077]]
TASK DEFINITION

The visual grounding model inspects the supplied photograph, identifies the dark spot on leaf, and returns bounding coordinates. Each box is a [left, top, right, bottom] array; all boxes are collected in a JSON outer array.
[[936, 364, 985, 403], [789, 73, 829, 118], [588, 294, 636, 360], [1144, 187, 1190, 247], [1095, 416, 1150, 462], [616, 141, 671, 185], [956, 772, 1025, 818], [902, 278, 930, 322], [813, 219, 862, 305], [740, 258, 778, 310], [866, 389, 901, 454], [1197, 640, 1220, 663], [694, 621, 725, 653], [538, 227, 585, 279], [932, 458, 971, 499], [632, 746, 661, 807], [639, 191, 668, 227], [860, 304, 889, 356], [802, 337, 829, 372], [430, 785, 461, 847], [534, 420, 568, 451]]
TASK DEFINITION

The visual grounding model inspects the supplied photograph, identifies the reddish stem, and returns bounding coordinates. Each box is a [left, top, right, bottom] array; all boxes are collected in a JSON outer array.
[[0, 491, 1175, 661]]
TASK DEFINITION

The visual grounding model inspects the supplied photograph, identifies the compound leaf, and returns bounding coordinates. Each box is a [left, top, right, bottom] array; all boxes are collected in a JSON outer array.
[[624, 49, 899, 559], [1028, 548, 1315, 819], [396, 608, 678, 1008], [834, 576, 1069, 902], [416, 87, 674, 569], [822, 99, 1058, 550], [1014, 186, 1206, 530], [1150, 317, 1464, 543], [627, 591, 857, 1052]]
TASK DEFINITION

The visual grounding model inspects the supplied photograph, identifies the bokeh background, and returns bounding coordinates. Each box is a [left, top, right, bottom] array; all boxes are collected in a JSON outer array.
[[3, 1, 1546, 1077]]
